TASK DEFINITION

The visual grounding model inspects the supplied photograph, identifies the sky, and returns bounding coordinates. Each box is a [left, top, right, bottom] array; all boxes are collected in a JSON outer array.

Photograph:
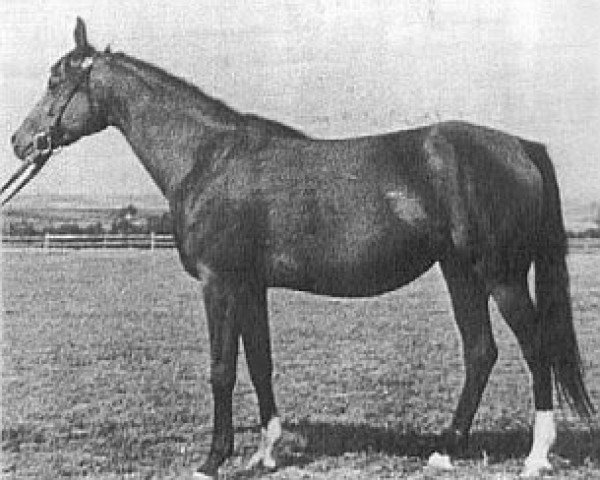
[[1, 0, 598, 204]]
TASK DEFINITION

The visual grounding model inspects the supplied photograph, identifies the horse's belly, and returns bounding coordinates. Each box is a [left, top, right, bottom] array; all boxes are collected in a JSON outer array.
[[266, 226, 441, 297]]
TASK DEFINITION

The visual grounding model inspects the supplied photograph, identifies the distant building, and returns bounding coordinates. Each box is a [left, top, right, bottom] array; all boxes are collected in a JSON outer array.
[[111, 204, 149, 233]]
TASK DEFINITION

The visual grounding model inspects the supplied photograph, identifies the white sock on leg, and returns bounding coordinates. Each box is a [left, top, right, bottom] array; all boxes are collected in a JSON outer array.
[[247, 416, 282, 470], [521, 410, 556, 477]]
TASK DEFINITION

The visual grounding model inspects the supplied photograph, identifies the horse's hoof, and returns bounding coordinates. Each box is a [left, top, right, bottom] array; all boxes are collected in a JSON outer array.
[[427, 451, 454, 470], [246, 463, 278, 475], [246, 417, 281, 472], [192, 471, 216, 480], [246, 453, 277, 472], [520, 458, 552, 478], [193, 462, 219, 479]]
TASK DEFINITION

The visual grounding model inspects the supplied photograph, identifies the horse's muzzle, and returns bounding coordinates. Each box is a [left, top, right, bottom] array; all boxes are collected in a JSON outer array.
[[2, 132, 54, 205]]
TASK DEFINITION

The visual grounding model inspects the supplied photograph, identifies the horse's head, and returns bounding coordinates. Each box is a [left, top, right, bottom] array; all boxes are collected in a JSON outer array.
[[4, 18, 107, 203]]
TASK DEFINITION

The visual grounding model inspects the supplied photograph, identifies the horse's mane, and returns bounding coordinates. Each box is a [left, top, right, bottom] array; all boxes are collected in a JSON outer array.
[[108, 51, 307, 138], [110, 52, 238, 120]]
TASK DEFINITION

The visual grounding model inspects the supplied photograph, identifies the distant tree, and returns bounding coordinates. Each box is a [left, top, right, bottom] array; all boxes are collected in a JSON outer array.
[[9, 220, 38, 236], [117, 204, 138, 219], [111, 204, 144, 234], [82, 222, 104, 235], [50, 223, 83, 234], [111, 218, 134, 234]]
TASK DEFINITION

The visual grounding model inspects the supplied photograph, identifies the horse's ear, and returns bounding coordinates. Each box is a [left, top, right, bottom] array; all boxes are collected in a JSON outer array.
[[74, 17, 89, 49]]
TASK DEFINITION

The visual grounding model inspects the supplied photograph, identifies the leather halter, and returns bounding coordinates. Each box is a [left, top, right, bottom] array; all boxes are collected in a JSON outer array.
[[1, 56, 95, 205], [38, 55, 96, 156]]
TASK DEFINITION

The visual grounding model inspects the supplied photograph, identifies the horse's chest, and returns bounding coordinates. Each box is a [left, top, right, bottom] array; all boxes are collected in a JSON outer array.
[[173, 196, 265, 278]]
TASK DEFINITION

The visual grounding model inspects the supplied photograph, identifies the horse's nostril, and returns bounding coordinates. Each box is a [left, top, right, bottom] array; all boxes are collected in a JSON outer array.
[[10, 134, 16, 145]]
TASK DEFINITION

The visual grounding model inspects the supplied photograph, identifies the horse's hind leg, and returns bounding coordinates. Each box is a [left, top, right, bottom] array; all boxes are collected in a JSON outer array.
[[438, 256, 497, 457], [239, 281, 281, 471], [492, 280, 555, 477]]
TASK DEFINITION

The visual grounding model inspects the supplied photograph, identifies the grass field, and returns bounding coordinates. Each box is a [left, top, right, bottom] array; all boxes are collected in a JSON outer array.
[[2, 250, 599, 479]]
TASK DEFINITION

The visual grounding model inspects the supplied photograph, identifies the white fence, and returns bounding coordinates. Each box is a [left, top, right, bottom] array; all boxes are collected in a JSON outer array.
[[2, 233, 175, 250], [2, 234, 600, 253]]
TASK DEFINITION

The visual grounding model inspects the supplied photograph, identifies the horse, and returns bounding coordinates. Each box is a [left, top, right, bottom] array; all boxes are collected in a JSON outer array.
[[7, 18, 593, 479]]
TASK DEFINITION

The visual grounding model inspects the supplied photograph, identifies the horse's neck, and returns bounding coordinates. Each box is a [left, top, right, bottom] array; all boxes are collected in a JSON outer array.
[[99, 56, 241, 198]]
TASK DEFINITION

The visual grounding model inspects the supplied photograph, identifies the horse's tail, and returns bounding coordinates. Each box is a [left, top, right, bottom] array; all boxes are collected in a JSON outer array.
[[523, 140, 594, 417]]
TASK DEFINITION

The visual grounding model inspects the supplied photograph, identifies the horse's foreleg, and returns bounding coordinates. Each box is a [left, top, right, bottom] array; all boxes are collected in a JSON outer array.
[[239, 282, 281, 471], [196, 277, 240, 479], [436, 257, 496, 462]]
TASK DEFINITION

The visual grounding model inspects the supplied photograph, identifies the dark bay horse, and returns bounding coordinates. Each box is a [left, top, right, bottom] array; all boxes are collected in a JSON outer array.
[[7, 19, 593, 478]]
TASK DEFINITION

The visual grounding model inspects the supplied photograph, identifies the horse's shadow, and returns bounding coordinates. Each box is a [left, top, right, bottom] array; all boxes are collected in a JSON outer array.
[[270, 420, 599, 468]]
